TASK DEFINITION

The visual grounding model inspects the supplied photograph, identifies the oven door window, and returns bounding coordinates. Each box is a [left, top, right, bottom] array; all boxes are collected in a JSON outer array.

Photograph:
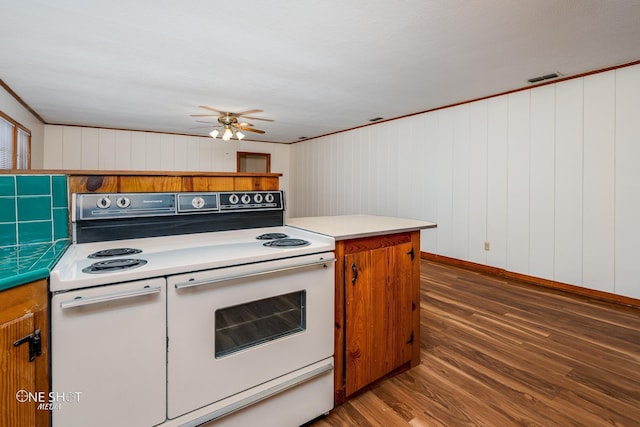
[[214, 291, 306, 358]]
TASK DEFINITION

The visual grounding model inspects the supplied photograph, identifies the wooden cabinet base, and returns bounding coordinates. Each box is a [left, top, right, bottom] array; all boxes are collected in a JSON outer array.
[[0, 280, 50, 427], [333, 231, 421, 405]]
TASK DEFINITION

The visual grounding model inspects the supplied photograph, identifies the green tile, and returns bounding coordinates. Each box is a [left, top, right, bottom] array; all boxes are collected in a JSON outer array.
[[53, 208, 69, 240], [17, 196, 52, 221], [0, 223, 17, 246], [52, 175, 68, 208], [16, 175, 50, 196], [0, 176, 15, 196], [0, 198, 16, 222], [18, 221, 52, 244]]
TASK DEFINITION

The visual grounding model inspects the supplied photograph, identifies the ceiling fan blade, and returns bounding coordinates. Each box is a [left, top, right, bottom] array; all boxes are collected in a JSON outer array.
[[190, 125, 216, 129], [232, 109, 263, 117], [240, 115, 274, 122], [190, 114, 217, 117], [198, 105, 227, 114], [236, 126, 265, 134], [195, 120, 217, 124]]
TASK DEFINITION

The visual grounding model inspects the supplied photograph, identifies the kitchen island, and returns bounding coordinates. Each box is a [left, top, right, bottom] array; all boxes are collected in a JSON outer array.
[[287, 215, 436, 404]]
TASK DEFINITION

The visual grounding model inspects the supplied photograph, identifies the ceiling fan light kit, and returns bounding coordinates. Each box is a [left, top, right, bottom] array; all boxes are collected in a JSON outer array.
[[192, 106, 272, 141]]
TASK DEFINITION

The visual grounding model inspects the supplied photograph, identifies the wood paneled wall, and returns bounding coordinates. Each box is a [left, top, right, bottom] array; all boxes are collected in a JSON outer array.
[[290, 62, 640, 300]]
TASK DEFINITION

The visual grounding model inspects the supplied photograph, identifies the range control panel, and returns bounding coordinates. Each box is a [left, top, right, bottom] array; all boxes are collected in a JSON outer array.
[[75, 191, 284, 221], [219, 191, 284, 211]]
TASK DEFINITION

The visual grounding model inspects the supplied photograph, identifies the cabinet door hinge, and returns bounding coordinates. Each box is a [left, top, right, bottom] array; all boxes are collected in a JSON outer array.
[[13, 329, 42, 362]]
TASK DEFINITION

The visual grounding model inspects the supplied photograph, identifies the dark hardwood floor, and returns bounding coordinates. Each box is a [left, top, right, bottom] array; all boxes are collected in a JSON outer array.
[[312, 260, 640, 426]]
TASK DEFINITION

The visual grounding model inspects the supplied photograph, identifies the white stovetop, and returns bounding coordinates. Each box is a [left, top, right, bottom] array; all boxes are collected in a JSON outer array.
[[287, 214, 437, 241], [50, 226, 334, 291]]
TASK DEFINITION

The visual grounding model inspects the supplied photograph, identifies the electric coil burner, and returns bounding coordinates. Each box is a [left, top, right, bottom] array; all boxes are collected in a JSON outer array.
[[256, 232, 289, 240], [263, 238, 311, 248], [82, 258, 148, 274], [88, 248, 142, 258]]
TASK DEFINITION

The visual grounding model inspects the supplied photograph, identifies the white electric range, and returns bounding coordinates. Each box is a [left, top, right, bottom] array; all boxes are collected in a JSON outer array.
[[50, 191, 335, 427]]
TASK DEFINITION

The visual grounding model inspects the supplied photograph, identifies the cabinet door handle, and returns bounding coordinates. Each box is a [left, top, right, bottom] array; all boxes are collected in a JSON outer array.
[[13, 329, 42, 362], [351, 263, 358, 285], [407, 248, 415, 261]]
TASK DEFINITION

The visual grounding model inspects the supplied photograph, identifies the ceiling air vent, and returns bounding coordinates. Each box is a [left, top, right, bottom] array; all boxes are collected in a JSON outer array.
[[527, 72, 563, 84]]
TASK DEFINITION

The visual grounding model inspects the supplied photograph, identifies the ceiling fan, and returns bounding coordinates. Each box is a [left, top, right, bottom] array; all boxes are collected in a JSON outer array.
[[190, 106, 273, 140]]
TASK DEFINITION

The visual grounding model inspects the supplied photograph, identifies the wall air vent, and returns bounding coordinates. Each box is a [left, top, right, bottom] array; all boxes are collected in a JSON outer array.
[[527, 72, 563, 84], [369, 117, 384, 122]]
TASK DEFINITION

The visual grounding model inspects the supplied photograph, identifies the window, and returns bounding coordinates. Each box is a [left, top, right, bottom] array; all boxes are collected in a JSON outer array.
[[0, 112, 31, 169]]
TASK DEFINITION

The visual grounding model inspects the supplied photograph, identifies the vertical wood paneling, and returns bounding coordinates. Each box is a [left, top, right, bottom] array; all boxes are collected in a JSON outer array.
[[486, 96, 508, 269], [436, 108, 454, 257], [62, 126, 83, 169], [451, 104, 470, 261], [468, 100, 488, 264], [43, 125, 63, 168], [98, 129, 116, 170], [160, 134, 175, 171], [81, 128, 100, 170], [114, 131, 132, 170], [420, 113, 439, 254], [506, 90, 530, 275], [172, 135, 188, 171], [582, 72, 615, 293], [130, 131, 147, 170], [554, 78, 583, 285], [529, 85, 556, 280], [615, 65, 640, 299]]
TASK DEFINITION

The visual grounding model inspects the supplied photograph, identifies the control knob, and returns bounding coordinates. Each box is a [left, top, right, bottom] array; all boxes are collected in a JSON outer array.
[[96, 197, 111, 209], [265, 193, 275, 203], [254, 193, 263, 203], [191, 196, 205, 209], [116, 196, 131, 208], [229, 194, 239, 204], [241, 194, 251, 204]]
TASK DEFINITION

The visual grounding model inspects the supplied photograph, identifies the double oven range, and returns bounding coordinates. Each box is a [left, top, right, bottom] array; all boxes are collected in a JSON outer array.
[[50, 191, 335, 427]]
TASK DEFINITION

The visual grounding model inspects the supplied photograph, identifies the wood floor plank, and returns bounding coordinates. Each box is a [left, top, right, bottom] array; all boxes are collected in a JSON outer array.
[[310, 260, 640, 426]]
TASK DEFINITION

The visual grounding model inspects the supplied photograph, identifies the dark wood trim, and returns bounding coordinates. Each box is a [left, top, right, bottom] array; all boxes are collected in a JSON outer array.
[[421, 251, 640, 309], [0, 79, 45, 123], [295, 59, 640, 144]]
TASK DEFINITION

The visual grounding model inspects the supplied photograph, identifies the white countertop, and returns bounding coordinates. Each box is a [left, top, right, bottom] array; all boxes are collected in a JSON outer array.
[[287, 215, 437, 240]]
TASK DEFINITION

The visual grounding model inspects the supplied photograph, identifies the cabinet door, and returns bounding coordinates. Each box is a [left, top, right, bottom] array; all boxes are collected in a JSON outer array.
[[345, 242, 414, 395], [0, 314, 36, 427]]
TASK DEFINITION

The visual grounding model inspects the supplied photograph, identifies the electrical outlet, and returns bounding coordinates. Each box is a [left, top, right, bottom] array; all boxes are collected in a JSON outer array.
[[484, 241, 490, 251]]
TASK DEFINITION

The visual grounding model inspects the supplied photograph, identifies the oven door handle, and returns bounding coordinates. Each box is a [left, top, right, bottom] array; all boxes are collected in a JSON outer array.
[[174, 258, 336, 289], [59, 285, 162, 309]]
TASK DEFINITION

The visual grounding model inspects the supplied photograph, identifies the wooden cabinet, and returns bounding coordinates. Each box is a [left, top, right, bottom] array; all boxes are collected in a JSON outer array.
[[0, 280, 49, 427], [334, 231, 421, 403]]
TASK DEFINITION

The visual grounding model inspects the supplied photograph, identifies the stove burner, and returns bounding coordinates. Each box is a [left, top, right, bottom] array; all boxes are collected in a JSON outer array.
[[82, 258, 148, 274], [262, 238, 310, 248], [88, 248, 143, 259], [256, 233, 289, 240]]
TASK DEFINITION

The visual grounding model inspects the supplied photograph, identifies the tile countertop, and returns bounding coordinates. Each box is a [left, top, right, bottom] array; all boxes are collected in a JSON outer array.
[[286, 215, 437, 241], [0, 240, 69, 292]]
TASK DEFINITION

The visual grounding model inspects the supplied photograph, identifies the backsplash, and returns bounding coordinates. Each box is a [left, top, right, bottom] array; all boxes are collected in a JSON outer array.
[[0, 174, 69, 246]]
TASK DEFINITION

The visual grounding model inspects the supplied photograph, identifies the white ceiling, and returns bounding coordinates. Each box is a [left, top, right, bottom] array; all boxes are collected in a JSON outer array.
[[1, 0, 640, 143]]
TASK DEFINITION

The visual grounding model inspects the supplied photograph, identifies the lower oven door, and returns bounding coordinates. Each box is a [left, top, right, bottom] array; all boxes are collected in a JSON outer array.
[[166, 252, 335, 419], [51, 278, 167, 427]]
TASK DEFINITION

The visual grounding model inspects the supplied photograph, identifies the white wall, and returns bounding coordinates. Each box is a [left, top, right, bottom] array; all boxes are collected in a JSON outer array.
[[0, 86, 45, 168], [42, 125, 292, 202], [290, 63, 640, 300]]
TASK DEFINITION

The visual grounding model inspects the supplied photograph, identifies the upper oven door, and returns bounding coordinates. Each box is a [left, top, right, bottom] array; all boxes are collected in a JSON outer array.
[[166, 252, 335, 419]]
